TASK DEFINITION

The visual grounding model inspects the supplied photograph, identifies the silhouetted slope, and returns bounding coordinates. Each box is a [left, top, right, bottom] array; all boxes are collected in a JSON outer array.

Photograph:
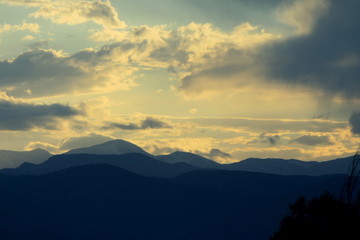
[[58, 139, 355, 176], [0, 153, 197, 178], [0, 164, 348, 240], [222, 156, 353, 176], [175, 170, 346, 239], [0, 148, 51, 169], [156, 151, 221, 168], [0, 164, 238, 240], [66, 139, 152, 156]]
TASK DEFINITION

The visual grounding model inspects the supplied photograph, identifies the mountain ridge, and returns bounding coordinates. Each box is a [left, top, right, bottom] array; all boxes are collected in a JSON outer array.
[[0, 153, 198, 178], [156, 151, 221, 168], [0, 148, 52, 169], [65, 139, 152, 156], [0, 139, 355, 177]]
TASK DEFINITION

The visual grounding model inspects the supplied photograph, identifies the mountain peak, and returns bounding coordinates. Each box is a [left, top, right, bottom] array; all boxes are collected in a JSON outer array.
[[157, 151, 220, 168], [65, 139, 152, 156]]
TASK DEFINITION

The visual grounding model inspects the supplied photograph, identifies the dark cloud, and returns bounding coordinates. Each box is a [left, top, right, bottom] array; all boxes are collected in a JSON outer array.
[[0, 49, 84, 97], [176, 0, 360, 101], [103, 117, 172, 130], [312, 112, 331, 120], [0, 100, 79, 131], [0, 48, 136, 98], [349, 112, 360, 135], [29, 39, 51, 49], [260, 133, 281, 146], [291, 135, 333, 146], [264, 0, 360, 99]]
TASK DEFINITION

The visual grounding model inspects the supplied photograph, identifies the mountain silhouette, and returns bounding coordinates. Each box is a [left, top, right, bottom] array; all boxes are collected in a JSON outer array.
[[222, 156, 352, 176], [62, 139, 354, 176], [0, 153, 197, 178], [156, 151, 221, 168], [66, 139, 152, 156], [0, 164, 347, 240], [0, 140, 354, 178], [0, 148, 51, 169], [0, 164, 238, 240], [175, 169, 347, 239]]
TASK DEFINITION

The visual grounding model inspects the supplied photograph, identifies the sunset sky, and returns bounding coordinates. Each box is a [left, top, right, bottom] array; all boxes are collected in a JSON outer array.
[[0, 0, 359, 162]]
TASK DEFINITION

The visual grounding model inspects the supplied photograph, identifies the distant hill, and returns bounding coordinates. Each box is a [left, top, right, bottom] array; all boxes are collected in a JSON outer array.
[[0, 149, 51, 169], [156, 151, 221, 168], [222, 156, 352, 176], [66, 139, 152, 156], [0, 164, 348, 240], [157, 151, 353, 176], [0, 153, 197, 178]]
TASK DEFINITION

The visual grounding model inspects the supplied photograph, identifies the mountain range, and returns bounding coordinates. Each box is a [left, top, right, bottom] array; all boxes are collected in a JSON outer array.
[[0, 139, 356, 239], [0, 139, 354, 176], [0, 163, 347, 240]]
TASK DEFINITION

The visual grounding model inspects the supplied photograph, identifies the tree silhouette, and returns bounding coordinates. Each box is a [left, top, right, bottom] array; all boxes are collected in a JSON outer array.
[[270, 192, 360, 240], [271, 148, 360, 240], [341, 147, 360, 206]]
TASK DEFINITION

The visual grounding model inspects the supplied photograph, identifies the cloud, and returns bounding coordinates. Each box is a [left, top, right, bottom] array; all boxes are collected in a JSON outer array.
[[88, 23, 280, 96], [197, 148, 233, 162], [1, 0, 126, 29], [188, 117, 347, 133], [25, 133, 114, 153], [59, 133, 114, 150], [276, 0, 330, 35], [132, 0, 359, 103], [22, 35, 35, 41], [133, 137, 218, 156], [166, 23, 281, 98], [264, 0, 360, 100], [232, 146, 305, 161], [0, 95, 80, 131], [103, 117, 172, 130], [29, 39, 51, 49], [0, 22, 40, 38], [349, 112, 360, 135], [0, 48, 137, 98], [25, 141, 58, 153], [260, 133, 281, 146], [0, 21, 279, 99], [291, 135, 334, 146]]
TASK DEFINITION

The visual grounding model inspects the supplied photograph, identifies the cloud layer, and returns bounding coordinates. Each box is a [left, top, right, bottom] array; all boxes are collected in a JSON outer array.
[[103, 117, 172, 130], [0, 96, 79, 131], [265, 0, 360, 99], [291, 134, 334, 146], [349, 112, 360, 135], [0, 48, 136, 97], [0, 0, 126, 28]]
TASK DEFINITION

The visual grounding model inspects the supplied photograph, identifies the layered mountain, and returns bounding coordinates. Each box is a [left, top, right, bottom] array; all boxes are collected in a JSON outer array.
[[222, 156, 352, 176], [0, 139, 354, 177], [1, 153, 197, 178], [0, 139, 354, 239], [156, 151, 221, 168], [65, 139, 152, 156], [157, 152, 353, 176], [0, 164, 348, 240], [0, 148, 51, 169]]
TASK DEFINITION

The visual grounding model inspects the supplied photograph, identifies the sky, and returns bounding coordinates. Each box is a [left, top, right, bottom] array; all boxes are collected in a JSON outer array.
[[0, 0, 359, 162]]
